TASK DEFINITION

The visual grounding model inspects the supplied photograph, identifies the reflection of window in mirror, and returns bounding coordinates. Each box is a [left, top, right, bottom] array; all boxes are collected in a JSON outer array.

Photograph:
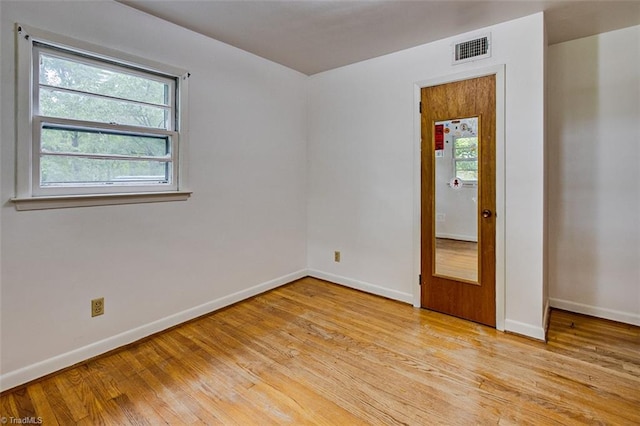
[[453, 137, 478, 182]]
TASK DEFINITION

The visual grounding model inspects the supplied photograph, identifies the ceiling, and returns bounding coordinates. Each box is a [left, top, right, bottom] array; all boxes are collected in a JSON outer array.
[[117, 0, 640, 75]]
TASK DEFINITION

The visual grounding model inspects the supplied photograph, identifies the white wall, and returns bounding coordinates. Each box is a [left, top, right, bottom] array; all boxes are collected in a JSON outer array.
[[548, 26, 640, 325], [0, 1, 308, 390], [307, 13, 546, 338]]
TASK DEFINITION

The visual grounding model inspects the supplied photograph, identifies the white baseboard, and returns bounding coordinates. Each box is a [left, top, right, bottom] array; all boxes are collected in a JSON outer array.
[[307, 269, 414, 304], [0, 269, 308, 392], [549, 298, 640, 326], [504, 319, 546, 341]]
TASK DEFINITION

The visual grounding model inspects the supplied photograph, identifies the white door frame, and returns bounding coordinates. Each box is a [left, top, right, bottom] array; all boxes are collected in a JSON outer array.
[[412, 64, 506, 331]]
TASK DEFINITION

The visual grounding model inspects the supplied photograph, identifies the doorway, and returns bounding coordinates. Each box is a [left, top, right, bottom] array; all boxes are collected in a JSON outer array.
[[420, 75, 496, 327]]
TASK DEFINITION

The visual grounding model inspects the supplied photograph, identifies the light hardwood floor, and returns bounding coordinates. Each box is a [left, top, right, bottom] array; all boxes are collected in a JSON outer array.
[[1, 277, 639, 425], [435, 238, 478, 282]]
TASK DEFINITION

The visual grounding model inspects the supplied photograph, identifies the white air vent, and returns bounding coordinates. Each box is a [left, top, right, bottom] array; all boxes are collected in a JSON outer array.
[[452, 33, 491, 64]]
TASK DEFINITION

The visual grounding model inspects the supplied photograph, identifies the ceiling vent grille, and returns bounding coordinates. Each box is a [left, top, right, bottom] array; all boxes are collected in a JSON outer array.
[[453, 34, 491, 64]]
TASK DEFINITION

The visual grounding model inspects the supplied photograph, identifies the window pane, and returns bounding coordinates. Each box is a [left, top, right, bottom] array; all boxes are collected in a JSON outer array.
[[456, 170, 478, 181], [39, 53, 169, 106], [454, 137, 477, 159], [41, 127, 169, 157], [41, 156, 170, 185], [456, 160, 478, 181], [39, 87, 169, 129]]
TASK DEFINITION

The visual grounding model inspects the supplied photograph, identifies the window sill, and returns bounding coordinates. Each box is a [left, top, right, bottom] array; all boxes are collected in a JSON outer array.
[[11, 191, 192, 211]]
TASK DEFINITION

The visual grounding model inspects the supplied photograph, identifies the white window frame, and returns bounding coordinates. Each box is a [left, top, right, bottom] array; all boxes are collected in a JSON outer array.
[[12, 23, 191, 210], [453, 136, 478, 184]]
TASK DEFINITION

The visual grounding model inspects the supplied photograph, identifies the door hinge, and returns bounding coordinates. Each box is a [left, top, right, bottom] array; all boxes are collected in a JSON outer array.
[[418, 274, 422, 286], [419, 102, 422, 113]]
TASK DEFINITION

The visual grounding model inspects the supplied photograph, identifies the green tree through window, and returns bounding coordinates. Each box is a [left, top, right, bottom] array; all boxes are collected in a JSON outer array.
[[32, 42, 179, 192], [453, 137, 478, 181]]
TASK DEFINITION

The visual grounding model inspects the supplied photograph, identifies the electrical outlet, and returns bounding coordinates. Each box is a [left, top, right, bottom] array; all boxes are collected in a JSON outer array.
[[334, 251, 341, 262], [91, 297, 104, 317]]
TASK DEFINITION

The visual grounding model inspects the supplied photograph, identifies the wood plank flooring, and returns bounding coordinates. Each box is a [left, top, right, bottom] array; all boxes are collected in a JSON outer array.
[[1, 277, 639, 425], [435, 238, 478, 282]]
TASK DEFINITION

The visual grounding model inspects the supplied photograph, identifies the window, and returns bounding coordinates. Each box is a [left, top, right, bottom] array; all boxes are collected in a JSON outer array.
[[13, 24, 190, 210], [453, 137, 478, 182]]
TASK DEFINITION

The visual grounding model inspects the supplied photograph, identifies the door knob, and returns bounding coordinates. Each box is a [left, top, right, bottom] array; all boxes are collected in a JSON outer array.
[[482, 209, 492, 218]]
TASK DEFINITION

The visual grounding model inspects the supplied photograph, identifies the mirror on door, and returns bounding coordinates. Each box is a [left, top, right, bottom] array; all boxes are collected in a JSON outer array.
[[434, 117, 479, 283]]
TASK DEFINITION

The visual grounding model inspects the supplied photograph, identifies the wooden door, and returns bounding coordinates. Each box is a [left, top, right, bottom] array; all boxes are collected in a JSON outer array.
[[421, 75, 496, 327]]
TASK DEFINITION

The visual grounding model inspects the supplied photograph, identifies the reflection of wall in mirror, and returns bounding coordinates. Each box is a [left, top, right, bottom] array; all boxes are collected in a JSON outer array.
[[435, 117, 478, 242]]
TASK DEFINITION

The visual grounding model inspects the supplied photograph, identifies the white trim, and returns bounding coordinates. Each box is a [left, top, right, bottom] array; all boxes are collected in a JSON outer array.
[[504, 319, 546, 341], [0, 269, 308, 392], [308, 270, 414, 305], [11, 191, 192, 211], [549, 298, 640, 327], [177, 72, 190, 191], [413, 64, 506, 330], [16, 24, 33, 198], [33, 116, 177, 138]]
